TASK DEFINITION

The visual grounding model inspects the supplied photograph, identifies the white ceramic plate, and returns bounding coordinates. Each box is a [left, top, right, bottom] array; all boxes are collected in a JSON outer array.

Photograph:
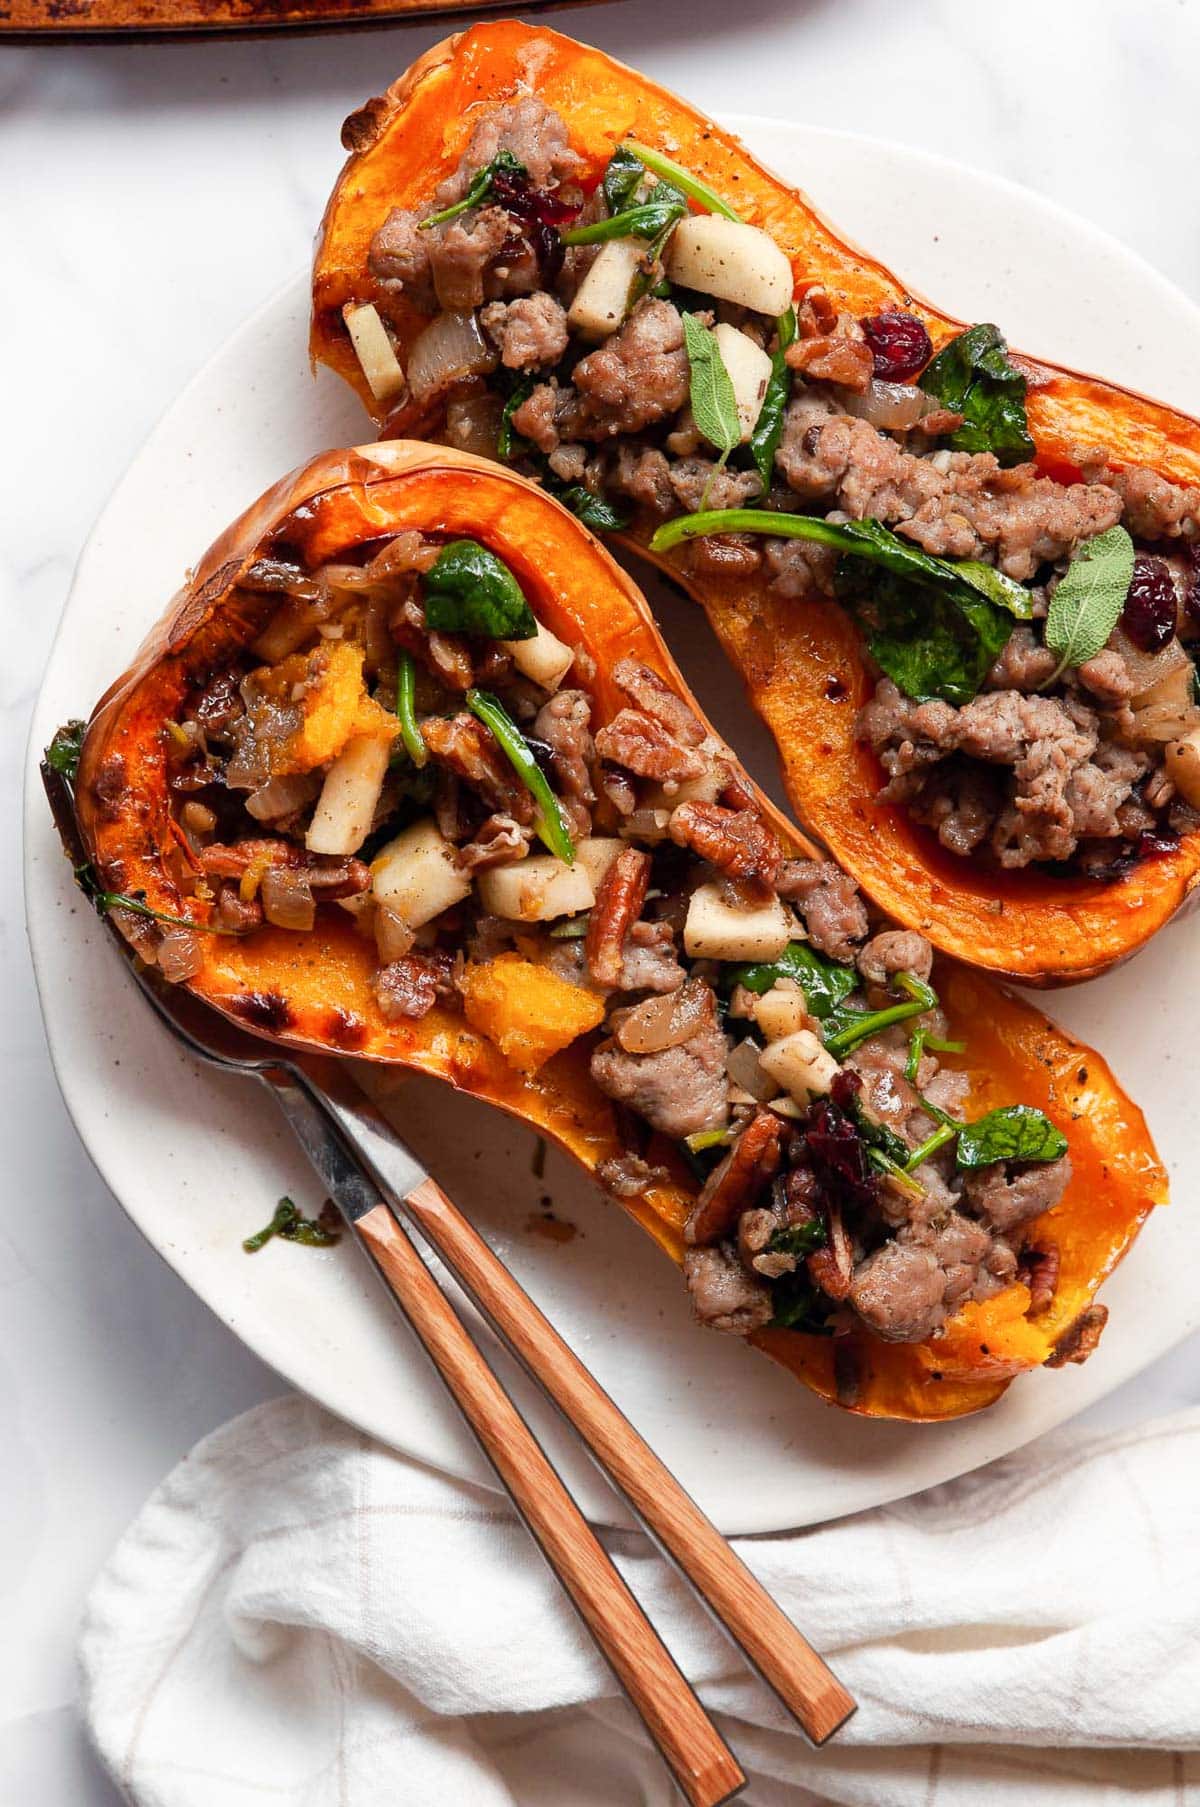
[[25, 121, 1200, 1534]]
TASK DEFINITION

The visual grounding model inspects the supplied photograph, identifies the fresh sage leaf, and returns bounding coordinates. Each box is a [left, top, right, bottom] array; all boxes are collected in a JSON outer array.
[[422, 540, 537, 640], [726, 941, 857, 1017], [955, 1104, 1068, 1169], [420, 151, 526, 229], [918, 322, 1035, 467], [1043, 525, 1135, 679], [682, 312, 741, 462]]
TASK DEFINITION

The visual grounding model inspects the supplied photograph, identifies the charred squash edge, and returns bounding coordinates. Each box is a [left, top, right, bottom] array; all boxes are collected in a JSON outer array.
[[73, 440, 1167, 1420], [309, 18, 1200, 986]]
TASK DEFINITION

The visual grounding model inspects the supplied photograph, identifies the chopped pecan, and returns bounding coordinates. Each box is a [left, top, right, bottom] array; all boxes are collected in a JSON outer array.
[[594, 709, 708, 783], [912, 407, 966, 437], [1018, 1242, 1061, 1318], [785, 333, 874, 392], [1045, 1302, 1108, 1368], [612, 658, 705, 746], [457, 813, 532, 875], [685, 1110, 785, 1247], [422, 714, 534, 822], [668, 801, 783, 885], [586, 846, 651, 988]]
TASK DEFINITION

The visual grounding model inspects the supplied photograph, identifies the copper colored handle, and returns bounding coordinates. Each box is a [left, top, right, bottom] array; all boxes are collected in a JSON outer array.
[[355, 1204, 745, 1807], [400, 1177, 854, 1747]]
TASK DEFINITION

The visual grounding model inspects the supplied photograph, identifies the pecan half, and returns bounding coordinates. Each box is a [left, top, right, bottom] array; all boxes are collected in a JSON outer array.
[[586, 846, 651, 988], [422, 714, 533, 822], [1045, 1302, 1108, 1368], [668, 800, 783, 885], [685, 1110, 784, 1247]]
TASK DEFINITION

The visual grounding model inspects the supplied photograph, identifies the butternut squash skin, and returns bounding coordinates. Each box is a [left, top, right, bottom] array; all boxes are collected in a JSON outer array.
[[74, 442, 1166, 1419], [311, 19, 1200, 985]]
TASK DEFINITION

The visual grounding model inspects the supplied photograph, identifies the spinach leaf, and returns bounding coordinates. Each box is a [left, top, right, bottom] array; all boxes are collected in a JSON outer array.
[[918, 322, 1035, 467], [747, 307, 796, 493], [74, 865, 243, 936], [422, 540, 537, 640], [497, 379, 534, 461], [545, 479, 631, 531], [682, 312, 741, 463], [467, 688, 575, 864], [955, 1105, 1068, 1169], [394, 652, 428, 767], [847, 566, 1014, 707], [244, 1197, 340, 1253], [767, 1217, 828, 1258], [563, 196, 687, 246], [769, 1272, 834, 1333], [1043, 525, 1135, 679], [420, 151, 526, 229], [603, 144, 646, 214], [726, 941, 858, 1017], [621, 139, 741, 220], [824, 973, 938, 1059], [46, 719, 86, 782]]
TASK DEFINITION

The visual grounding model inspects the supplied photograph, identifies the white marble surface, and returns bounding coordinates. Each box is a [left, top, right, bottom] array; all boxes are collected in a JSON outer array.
[[5, 2, 1200, 1799]]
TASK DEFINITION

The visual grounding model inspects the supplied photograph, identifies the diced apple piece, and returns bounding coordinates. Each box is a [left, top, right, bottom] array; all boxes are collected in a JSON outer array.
[[665, 216, 793, 316], [306, 733, 392, 856], [758, 1029, 840, 1104], [752, 979, 809, 1042], [713, 323, 773, 442], [683, 881, 790, 961], [1165, 728, 1200, 807], [477, 855, 596, 923], [574, 837, 626, 890], [343, 302, 407, 405], [501, 618, 574, 691], [371, 818, 471, 930], [567, 237, 646, 340]]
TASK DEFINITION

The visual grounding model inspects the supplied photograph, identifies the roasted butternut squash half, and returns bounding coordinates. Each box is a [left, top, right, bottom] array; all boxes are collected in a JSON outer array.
[[66, 443, 1165, 1420], [311, 20, 1200, 984]]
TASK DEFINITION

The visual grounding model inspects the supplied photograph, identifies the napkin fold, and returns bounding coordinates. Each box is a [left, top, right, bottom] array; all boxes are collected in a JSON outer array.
[[80, 1395, 1200, 1806]]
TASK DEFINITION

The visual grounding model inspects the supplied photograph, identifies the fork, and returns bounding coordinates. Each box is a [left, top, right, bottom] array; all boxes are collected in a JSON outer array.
[[44, 770, 854, 1795]]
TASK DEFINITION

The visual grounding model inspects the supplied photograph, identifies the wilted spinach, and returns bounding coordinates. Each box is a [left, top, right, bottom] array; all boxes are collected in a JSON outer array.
[[726, 940, 857, 1017], [955, 1105, 1068, 1169], [918, 322, 1035, 466], [422, 540, 537, 640]]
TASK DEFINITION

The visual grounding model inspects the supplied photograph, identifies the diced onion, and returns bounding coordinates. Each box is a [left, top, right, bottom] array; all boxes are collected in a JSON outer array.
[[724, 1036, 779, 1102], [841, 379, 930, 432], [445, 392, 506, 459], [407, 310, 495, 404], [615, 979, 710, 1054], [260, 867, 316, 933], [374, 900, 416, 963], [156, 929, 204, 984], [1114, 628, 1189, 700], [245, 772, 321, 823]]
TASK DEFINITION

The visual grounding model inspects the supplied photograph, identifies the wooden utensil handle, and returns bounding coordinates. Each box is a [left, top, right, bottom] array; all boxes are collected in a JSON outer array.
[[355, 1204, 744, 1807], [401, 1178, 855, 1746]]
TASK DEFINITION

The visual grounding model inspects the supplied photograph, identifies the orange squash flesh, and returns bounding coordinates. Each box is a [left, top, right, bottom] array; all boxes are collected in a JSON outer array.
[[74, 442, 1166, 1419], [311, 19, 1200, 985]]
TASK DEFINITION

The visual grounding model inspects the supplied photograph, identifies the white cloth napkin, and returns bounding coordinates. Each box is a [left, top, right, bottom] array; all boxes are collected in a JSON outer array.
[[80, 1394, 1200, 1807]]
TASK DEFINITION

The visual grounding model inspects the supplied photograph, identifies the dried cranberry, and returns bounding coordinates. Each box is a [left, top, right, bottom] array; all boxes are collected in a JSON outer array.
[[490, 169, 580, 286], [1135, 826, 1180, 861], [804, 1089, 877, 1212], [1121, 552, 1178, 651], [860, 311, 933, 382]]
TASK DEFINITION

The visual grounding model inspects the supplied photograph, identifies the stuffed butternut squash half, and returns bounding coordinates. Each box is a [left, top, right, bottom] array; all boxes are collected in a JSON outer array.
[[311, 19, 1200, 984], [65, 442, 1163, 1421]]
